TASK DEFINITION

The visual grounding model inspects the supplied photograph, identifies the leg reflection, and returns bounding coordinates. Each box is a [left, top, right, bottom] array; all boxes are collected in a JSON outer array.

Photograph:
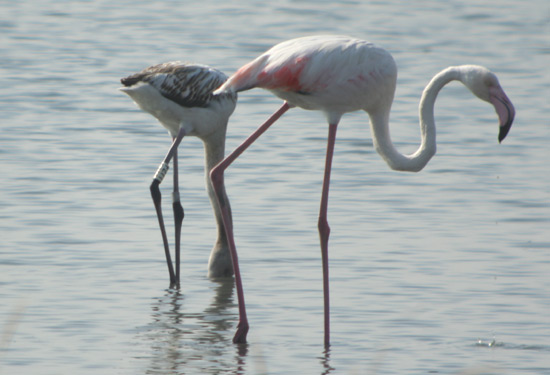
[[320, 346, 335, 375], [142, 279, 248, 373]]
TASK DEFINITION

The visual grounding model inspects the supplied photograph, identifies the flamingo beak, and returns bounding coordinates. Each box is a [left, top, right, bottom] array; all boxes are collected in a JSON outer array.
[[489, 85, 515, 143]]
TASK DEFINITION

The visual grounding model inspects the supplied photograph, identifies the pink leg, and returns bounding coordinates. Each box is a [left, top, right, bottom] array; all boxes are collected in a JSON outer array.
[[151, 127, 186, 288], [318, 122, 339, 348], [210, 102, 291, 343]]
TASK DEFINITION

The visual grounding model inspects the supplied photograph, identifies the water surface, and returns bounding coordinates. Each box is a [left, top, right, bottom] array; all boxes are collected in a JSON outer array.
[[1, 1, 549, 374]]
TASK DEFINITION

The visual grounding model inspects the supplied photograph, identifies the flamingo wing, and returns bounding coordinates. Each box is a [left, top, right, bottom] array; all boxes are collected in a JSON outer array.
[[215, 35, 396, 102], [121, 62, 230, 108]]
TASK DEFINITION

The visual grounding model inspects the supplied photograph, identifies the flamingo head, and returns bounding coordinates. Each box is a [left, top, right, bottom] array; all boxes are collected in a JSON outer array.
[[460, 65, 515, 143]]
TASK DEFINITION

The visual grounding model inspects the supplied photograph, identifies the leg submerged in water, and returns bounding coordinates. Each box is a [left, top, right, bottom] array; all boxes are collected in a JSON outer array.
[[210, 102, 291, 343], [150, 127, 186, 288]]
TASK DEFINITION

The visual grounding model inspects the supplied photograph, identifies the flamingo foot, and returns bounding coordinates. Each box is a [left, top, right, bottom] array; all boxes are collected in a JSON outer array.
[[232, 321, 249, 344]]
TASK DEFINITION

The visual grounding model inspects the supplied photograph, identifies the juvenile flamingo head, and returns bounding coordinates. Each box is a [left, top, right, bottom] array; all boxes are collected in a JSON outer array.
[[459, 65, 515, 143]]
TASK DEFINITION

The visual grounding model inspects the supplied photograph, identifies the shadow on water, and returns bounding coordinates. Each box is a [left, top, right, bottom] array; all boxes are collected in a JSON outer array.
[[141, 279, 248, 375]]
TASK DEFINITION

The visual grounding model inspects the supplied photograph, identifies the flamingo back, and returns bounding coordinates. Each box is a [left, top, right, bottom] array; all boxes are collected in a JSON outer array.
[[216, 35, 398, 116], [120, 62, 237, 138]]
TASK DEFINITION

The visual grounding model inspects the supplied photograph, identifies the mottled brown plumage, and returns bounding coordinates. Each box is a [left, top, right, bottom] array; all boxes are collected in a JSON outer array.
[[121, 62, 230, 108]]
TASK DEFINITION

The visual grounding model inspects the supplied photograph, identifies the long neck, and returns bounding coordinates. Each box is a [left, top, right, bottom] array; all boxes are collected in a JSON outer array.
[[369, 67, 461, 172], [203, 131, 231, 247]]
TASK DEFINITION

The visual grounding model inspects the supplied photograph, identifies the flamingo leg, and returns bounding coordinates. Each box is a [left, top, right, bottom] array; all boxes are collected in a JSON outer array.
[[172, 148, 184, 285], [318, 122, 339, 348], [150, 126, 186, 288], [210, 102, 291, 343]]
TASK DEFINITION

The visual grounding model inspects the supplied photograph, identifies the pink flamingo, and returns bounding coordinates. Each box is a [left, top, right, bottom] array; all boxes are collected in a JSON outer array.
[[211, 35, 515, 345], [120, 62, 237, 288]]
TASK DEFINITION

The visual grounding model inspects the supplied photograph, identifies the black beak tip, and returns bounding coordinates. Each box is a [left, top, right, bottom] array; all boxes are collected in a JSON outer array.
[[498, 121, 513, 143]]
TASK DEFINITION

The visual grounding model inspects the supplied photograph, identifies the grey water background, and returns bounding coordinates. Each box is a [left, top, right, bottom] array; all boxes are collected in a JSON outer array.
[[1, 0, 549, 374]]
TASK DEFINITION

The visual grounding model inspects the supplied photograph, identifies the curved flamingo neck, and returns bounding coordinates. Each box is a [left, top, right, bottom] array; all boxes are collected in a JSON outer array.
[[368, 67, 461, 172], [204, 128, 238, 277], [202, 131, 230, 243]]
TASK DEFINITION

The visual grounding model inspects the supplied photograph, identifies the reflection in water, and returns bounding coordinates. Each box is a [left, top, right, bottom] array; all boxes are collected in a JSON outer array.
[[320, 347, 335, 375], [139, 281, 336, 375], [142, 280, 248, 374]]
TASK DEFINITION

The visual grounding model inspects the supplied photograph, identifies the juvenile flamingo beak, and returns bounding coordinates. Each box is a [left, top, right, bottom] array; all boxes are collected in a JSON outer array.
[[489, 85, 515, 143]]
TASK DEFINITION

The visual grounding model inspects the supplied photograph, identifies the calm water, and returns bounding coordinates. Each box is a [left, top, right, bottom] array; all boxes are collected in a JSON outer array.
[[1, 1, 549, 374]]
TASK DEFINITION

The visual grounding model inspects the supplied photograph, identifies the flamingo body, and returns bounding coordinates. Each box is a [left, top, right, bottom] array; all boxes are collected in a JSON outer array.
[[216, 35, 514, 171], [121, 62, 236, 140], [120, 62, 238, 284], [210, 35, 516, 345], [217, 35, 397, 123]]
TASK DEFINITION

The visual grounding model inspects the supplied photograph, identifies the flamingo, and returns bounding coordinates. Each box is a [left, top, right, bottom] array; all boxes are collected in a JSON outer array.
[[210, 35, 515, 346], [120, 62, 237, 288]]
